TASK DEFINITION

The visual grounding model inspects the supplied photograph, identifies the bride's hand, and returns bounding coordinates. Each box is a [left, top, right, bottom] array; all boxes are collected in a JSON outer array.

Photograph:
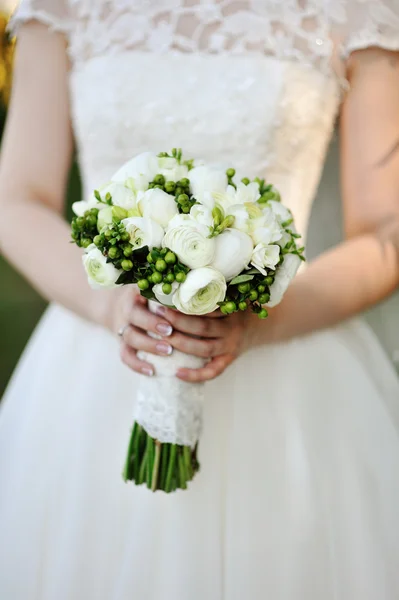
[[152, 304, 255, 383]]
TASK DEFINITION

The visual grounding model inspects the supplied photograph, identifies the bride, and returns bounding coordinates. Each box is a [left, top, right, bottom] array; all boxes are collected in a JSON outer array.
[[1, 1, 399, 598]]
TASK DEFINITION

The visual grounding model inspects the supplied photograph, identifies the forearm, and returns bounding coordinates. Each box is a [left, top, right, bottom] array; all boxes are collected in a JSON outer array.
[[262, 232, 399, 344], [0, 198, 113, 326]]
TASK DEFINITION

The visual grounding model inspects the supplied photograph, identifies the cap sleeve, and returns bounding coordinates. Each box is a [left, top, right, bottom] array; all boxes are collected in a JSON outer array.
[[337, 1, 399, 59], [8, 0, 71, 37]]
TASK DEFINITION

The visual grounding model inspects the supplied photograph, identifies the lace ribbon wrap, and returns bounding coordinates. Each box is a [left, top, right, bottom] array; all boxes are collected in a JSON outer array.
[[136, 301, 206, 447]]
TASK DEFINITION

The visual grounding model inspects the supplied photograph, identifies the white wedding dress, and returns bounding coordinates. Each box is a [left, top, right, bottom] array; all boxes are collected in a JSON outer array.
[[2, 1, 399, 599]]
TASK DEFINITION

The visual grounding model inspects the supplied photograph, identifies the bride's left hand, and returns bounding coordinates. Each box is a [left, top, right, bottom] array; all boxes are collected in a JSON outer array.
[[153, 305, 256, 382]]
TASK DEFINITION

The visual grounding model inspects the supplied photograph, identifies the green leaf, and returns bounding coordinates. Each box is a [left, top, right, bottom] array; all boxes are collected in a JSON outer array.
[[230, 274, 254, 285], [140, 288, 156, 301]]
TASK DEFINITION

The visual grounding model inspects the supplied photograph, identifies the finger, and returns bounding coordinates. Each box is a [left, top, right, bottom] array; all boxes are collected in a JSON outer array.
[[168, 331, 225, 358], [155, 306, 227, 338], [123, 326, 173, 356], [120, 343, 155, 377], [129, 296, 173, 337], [176, 354, 234, 383]]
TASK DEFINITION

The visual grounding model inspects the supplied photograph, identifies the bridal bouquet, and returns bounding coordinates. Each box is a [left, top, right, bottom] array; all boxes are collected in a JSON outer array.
[[71, 149, 304, 492]]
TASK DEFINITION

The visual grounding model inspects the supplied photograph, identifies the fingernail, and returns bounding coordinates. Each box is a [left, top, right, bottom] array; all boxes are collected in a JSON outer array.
[[156, 323, 173, 336], [156, 342, 173, 356], [141, 367, 154, 377], [153, 304, 166, 317]]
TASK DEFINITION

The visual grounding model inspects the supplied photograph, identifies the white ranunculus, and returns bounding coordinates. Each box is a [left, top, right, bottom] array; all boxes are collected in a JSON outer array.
[[252, 206, 283, 245], [189, 204, 214, 230], [213, 182, 260, 212], [153, 281, 180, 307], [266, 253, 301, 307], [158, 157, 189, 182], [211, 229, 253, 281], [251, 243, 281, 276], [189, 165, 228, 207], [82, 245, 121, 289], [163, 218, 215, 269], [173, 267, 227, 315], [122, 217, 164, 250], [228, 202, 265, 235], [137, 188, 179, 228], [97, 206, 113, 232], [112, 152, 159, 187], [103, 182, 136, 210]]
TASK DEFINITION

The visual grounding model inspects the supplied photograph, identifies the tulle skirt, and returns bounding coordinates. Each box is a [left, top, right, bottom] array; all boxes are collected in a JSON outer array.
[[1, 304, 399, 599]]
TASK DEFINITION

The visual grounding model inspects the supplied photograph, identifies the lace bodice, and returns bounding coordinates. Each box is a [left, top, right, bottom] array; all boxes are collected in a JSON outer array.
[[10, 1, 399, 243]]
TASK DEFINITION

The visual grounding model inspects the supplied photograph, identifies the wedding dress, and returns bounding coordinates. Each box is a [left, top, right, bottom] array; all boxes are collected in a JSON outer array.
[[1, 1, 399, 599]]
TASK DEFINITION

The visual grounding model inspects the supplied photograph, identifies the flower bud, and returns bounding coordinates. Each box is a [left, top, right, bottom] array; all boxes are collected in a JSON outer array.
[[155, 259, 167, 273], [121, 259, 133, 271], [165, 251, 176, 265], [238, 282, 251, 294], [93, 235, 102, 247], [152, 271, 163, 284], [123, 246, 133, 257], [259, 308, 268, 319], [165, 181, 176, 194], [249, 290, 258, 301], [259, 293, 270, 304], [241, 178, 250, 185], [226, 168, 235, 178], [112, 206, 128, 221], [153, 174, 165, 185], [138, 279, 150, 291], [239, 301, 247, 311], [225, 301, 236, 313], [162, 282, 172, 295], [176, 272, 186, 283], [212, 206, 223, 227], [108, 246, 120, 259], [81, 238, 92, 248]]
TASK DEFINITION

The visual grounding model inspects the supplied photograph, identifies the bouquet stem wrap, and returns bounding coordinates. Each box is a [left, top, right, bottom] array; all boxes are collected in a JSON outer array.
[[123, 301, 206, 491]]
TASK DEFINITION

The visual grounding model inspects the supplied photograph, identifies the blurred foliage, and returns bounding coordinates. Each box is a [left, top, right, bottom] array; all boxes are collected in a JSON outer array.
[[0, 14, 81, 396]]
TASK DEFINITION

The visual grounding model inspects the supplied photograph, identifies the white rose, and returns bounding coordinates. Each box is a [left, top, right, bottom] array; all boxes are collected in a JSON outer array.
[[266, 253, 301, 307], [189, 165, 228, 207], [211, 229, 253, 281], [82, 245, 121, 289], [228, 202, 265, 235], [122, 217, 164, 250], [153, 281, 180, 307], [252, 207, 283, 245], [137, 188, 179, 228], [251, 243, 281, 276], [163, 217, 215, 269], [173, 267, 227, 315], [112, 152, 158, 187]]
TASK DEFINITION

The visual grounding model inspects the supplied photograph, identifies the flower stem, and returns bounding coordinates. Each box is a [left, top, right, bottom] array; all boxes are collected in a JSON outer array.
[[160, 443, 169, 490], [165, 444, 177, 493], [178, 450, 187, 490], [151, 441, 162, 492], [146, 436, 154, 489], [138, 449, 148, 485]]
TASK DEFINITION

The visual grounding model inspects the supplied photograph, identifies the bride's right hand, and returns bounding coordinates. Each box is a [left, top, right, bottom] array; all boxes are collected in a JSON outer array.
[[104, 287, 174, 377]]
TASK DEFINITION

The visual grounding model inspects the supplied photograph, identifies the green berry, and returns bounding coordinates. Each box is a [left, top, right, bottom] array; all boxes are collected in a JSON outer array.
[[153, 184, 164, 190], [175, 272, 186, 283], [137, 279, 150, 291], [93, 235, 102, 247], [249, 290, 258, 301], [239, 301, 247, 311], [155, 259, 167, 273], [259, 293, 270, 305], [182, 206, 190, 214], [104, 228, 113, 240], [264, 276, 274, 286], [76, 217, 85, 228], [121, 231, 130, 242], [162, 282, 172, 295], [121, 259, 133, 271], [226, 168, 236, 178], [166, 272, 175, 283], [81, 238, 92, 248], [123, 246, 133, 257], [165, 181, 176, 193], [238, 282, 251, 294], [225, 301, 237, 314], [108, 246, 120, 259], [165, 251, 176, 265], [175, 187, 183, 197], [220, 305, 229, 315], [179, 178, 190, 188], [87, 215, 98, 227], [257, 285, 266, 293], [177, 194, 189, 205], [153, 174, 165, 185], [259, 308, 268, 319], [152, 271, 163, 284]]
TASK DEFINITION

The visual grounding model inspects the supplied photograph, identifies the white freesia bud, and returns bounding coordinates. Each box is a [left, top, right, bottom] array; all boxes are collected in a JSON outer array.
[[122, 217, 164, 251], [173, 267, 227, 315], [228, 202, 265, 235], [251, 243, 280, 276], [163, 216, 215, 269], [153, 281, 180, 307], [189, 165, 228, 208], [138, 188, 179, 228], [112, 152, 158, 187], [82, 245, 121, 289], [252, 206, 283, 245], [211, 229, 253, 281], [97, 206, 113, 232], [266, 254, 301, 307]]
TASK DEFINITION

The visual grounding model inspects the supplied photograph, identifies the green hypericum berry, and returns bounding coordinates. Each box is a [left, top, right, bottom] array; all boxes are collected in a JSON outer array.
[[175, 272, 186, 283], [162, 282, 172, 295], [182, 206, 190, 214], [71, 232, 79, 241], [104, 229, 113, 240], [258, 293, 270, 304], [241, 177, 250, 185], [259, 308, 268, 319], [165, 181, 176, 193], [179, 178, 190, 188], [155, 259, 167, 272], [166, 272, 175, 283], [93, 235, 102, 247], [121, 232, 130, 242], [249, 290, 258, 301], [121, 259, 133, 271], [153, 184, 164, 190], [225, 301, 237, 313], [123, 246, 133, 257], [264, 276, 274, 286], [238, 282, 251, 294], [147, 252, 154, 264], [87, 215, 98, 227], [153, 174, 165, 185], [152, 271, 163, 284], [177, 194, 189, 205], [165, 251, 176, 265], [226, 168, 236, 178], [175, 187, 183, 197], [257, 284, 266, 293], [108, 246, 120, 259], [220, 305, 229, 315], [81, 238, 92, 248], [137, 279, 150, 291], [239, 301, 247, 311]]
